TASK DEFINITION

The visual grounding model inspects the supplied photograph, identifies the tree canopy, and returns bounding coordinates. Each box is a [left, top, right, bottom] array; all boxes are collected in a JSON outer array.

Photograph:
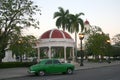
[[67, 13, 84, 33], [10, 35, 37, 62], [85, 25, 110, 60], [112, 34, 120, 46], [0, 0, 41, 62], [53, 7, 69, 31]]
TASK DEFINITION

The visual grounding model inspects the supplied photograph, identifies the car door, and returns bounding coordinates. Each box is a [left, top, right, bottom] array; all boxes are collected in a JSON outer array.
[[45, 60, 54, 73], [53, 60, 66, 73]]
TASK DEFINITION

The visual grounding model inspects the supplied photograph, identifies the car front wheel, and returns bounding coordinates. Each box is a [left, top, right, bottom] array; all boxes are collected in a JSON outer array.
[[67, 68, 73, 74]]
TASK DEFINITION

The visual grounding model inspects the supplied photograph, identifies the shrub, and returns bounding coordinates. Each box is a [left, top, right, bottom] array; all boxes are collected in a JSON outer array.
[[0, 62, 36, 68]]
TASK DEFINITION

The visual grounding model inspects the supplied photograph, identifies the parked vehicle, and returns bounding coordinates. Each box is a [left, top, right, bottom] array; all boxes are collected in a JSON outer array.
[[28, 59, 74, 76]]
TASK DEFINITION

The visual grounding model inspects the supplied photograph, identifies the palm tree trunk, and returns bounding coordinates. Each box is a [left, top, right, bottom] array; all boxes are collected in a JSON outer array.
[[75, 32, 77, 61], [63, 25, 65, 31]]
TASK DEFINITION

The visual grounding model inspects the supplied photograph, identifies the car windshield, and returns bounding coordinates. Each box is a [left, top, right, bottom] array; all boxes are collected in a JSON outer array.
[[38, 59, 61, 65], [38, 59, 48, 64]]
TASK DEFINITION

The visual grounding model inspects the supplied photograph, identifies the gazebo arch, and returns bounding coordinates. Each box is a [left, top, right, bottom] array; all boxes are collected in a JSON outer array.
[[36, 29, 75, 62]]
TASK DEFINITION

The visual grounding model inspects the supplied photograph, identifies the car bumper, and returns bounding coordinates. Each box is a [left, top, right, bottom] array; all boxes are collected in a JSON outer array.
[[28, 70, 36, 74]]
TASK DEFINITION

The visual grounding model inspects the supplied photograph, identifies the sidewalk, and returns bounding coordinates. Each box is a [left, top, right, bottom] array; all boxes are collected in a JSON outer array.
[[0, 61, 120, 80], [74, 61, 120, 70]]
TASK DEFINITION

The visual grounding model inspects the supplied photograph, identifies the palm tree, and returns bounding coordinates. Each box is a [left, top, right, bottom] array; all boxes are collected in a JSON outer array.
[[67, 13, 84, 60], [53, 7, 69, 31], [67, 13, 84, 32]]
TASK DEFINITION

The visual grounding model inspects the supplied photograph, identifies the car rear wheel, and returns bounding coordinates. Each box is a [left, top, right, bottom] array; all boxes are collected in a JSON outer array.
[[67, 68, 73, 74]]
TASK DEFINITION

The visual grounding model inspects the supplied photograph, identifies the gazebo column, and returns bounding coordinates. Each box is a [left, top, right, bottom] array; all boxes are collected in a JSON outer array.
[[72, 47, 75, 62], [37, 47, 40, 62], [48, 46, 51, 59], [64, 46, 66, 62]]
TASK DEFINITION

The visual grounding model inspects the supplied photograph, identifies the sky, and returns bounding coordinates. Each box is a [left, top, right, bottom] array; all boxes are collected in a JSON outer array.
[[23, 0, 120, 40]]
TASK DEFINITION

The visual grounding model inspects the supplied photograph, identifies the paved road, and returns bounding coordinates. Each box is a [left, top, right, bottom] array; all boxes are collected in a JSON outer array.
[[2, 64, 120, 80], [0, 61, 120, 80]]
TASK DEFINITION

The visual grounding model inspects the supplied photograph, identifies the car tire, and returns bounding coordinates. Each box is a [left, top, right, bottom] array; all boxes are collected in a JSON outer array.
[[62, 72, 66, 74], [39, 70, 45, 76], [35, 72, 39, 76], [67, 68, 73, 74]]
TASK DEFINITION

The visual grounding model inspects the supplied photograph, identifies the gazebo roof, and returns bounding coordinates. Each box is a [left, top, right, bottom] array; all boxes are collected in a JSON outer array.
[[37, 29, 74, 47], [40, 29, 72, 39]]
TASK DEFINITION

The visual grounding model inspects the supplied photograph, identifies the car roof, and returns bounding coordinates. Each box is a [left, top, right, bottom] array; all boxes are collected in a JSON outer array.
[[39, 59, 59, 64], [41, 59, 58, 61]]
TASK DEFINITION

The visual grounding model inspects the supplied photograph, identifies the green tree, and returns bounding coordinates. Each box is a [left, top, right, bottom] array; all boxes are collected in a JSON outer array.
[[53, 7, 69, 31], [0, 0, 40, 62], [85, 33, 110, 60], [10, 35, 37, 62], [111, 34, 120, 59], [111, 46, 120, 58], [112, 34, 120, 46], [67, 13, 84, 33], [67, 13, 84, 59]]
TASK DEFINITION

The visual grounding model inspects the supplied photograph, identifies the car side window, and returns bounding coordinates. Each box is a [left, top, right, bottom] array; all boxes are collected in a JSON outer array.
[[53, 60, 61, 64], [45, 60, 52, 64]]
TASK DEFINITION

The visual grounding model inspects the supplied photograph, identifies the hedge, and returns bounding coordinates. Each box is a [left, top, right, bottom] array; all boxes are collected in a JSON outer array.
[[0, 62, 36, 68]]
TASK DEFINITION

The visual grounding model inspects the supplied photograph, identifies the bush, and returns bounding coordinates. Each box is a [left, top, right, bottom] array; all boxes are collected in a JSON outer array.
[[0, 62, 36, 69]]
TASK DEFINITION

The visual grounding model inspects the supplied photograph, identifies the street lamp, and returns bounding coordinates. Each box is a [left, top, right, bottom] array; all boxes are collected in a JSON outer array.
[[106, 39, 111, 63], [79, 33, 84, 66], [107, 40, 110, 43]]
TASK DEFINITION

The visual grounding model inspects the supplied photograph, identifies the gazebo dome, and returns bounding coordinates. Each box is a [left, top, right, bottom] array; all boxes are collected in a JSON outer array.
[[40, 29, 72, 39], [38, 28, 74, 47]]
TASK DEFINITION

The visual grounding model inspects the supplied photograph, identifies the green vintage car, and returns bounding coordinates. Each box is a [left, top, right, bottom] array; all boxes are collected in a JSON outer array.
[[28, 59, 75, 76]]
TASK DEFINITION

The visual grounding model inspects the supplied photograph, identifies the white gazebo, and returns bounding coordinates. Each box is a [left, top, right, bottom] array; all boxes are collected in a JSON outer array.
[[36, 29, 75, 62]]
